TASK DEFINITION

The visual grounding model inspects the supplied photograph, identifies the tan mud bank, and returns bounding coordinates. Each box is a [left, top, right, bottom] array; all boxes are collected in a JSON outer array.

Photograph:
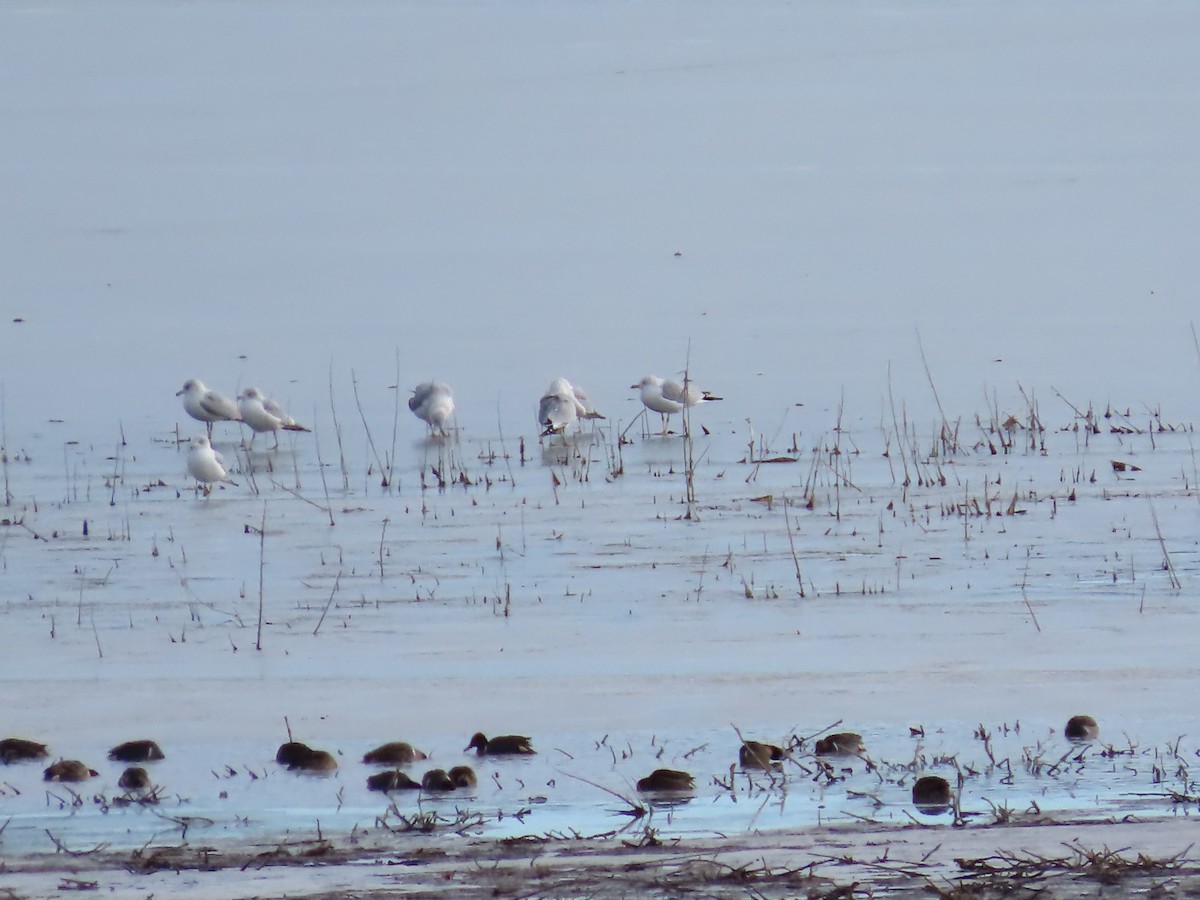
[[3, 815, 1198, 899]]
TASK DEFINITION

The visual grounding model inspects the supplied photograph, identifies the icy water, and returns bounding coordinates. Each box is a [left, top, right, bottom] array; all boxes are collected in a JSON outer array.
[[3, 0, 1200, 874]]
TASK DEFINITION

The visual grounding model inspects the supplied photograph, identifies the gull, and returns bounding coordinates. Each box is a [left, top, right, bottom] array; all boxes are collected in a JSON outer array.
[[408, 382, 455, 436], [186, 436, 237, 492], [237, 387, 310, 448], [537, 377, 603, 436], [631, 374, 722, 433], [177, 378, 241, 437]]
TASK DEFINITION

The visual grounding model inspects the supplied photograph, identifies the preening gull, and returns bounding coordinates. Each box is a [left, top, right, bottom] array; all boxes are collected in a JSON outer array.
[[186, 435, 237, 491], [408, 382, 455, 436], [537, 378, 603, 436]]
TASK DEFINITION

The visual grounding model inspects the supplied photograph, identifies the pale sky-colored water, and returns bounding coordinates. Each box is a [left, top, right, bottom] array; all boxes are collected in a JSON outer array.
[[2, 0, 1199, 443]]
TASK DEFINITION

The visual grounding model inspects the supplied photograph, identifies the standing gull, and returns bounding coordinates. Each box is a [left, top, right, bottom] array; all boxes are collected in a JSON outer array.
[[186, 436, 237, 492], [632, 374, 721, 434], [177, 378, 241, 437], [237, 387, 309, 448], [408, 382, 455, 436]]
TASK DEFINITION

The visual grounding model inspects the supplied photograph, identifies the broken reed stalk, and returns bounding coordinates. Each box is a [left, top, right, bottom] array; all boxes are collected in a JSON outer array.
[[1017, 383, 1042, 452], [886, 363, 911, 493], [313, 570, 342, 636], [109, 443, 120, 507], [1021, 589, 1042, 632], [350, 369, 389, 488], [619, 408, 648, 444], [256, 503, 266, 651], [833, 393, 845, 521], [1, 382, 9, 506], [915, 328, 956, 455], [558, 770, 645, 818], [378, 517, 389, 578], [290, 437, 301, 491], [1019, 546, 1041, 631], [683, 399, 696, 514], [311, 410, 336, 526], [91, 611, 103, 659], [237, 444, 260, 496], [962, 480, 969, 543], [387, 349, 401, 489], [328, 361, 349, 491], [682, 346, 698, 519], [268, 478, 332, 521], [495, 399, 517, 489], [1149, 501, 1182, 590], [77, 569, 86, 626], [782, 496, 806, 598]]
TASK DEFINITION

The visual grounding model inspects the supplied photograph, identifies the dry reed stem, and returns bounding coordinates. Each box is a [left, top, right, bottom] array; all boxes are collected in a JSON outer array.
[[350, 370, 389, 488], [328, 362, 349, 491], [781, 496, 806, 598], [1149, 501, 1181, 589], [310, 409, 336, 526], [313, 570, 342, 636], [916, 329, 956, 456], [255, 502, 266, 651]]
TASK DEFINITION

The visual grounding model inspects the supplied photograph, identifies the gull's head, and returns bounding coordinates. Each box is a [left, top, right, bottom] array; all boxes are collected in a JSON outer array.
[[546, 377, 573, 396], [190, 436, 210, 449], [632, 375, 662, 390], [239, 387, 263, 401], [177, 378, 201, 397]]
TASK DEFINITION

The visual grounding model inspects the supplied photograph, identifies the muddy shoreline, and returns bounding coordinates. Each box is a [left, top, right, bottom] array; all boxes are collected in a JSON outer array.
[[4, 814, 1199, 898]]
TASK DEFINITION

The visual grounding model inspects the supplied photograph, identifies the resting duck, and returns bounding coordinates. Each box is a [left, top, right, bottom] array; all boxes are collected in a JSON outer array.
[[44, 759, 98, 782], [109, 740, 165, 762], [1064, 715, 1099, 741], [367, 770, 421, 792], [275, 741, 337, 772], [362, 741, 427, 765], [912, 775, 952, 809], [814, 732, 865, 755], [739, 740, 785, 769], [637, 768, 695, 792], [421, 768, 456, 791], [118, 766, 152, 790], [1, 737, 49, 764]]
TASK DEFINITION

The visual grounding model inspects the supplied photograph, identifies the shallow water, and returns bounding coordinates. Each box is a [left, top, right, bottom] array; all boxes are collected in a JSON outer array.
[[3, 0, 1200, 870], [3, 407, 1200, 856]]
